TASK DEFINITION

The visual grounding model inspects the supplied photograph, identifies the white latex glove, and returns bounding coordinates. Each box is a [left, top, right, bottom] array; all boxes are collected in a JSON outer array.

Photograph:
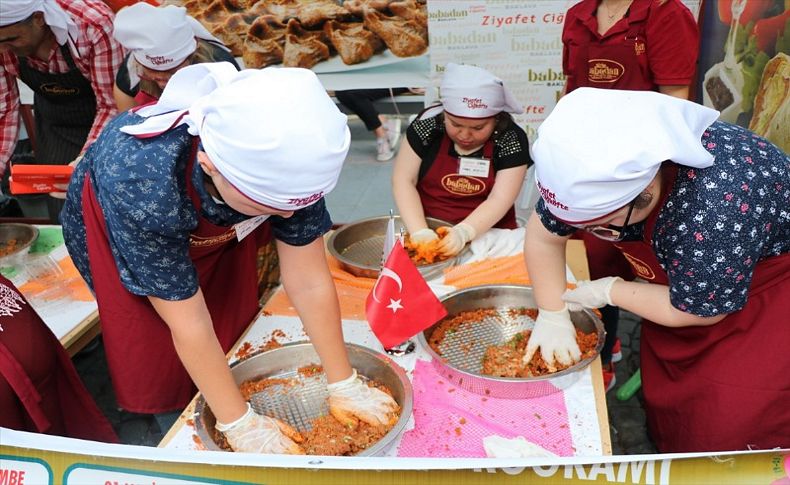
[[215, 403, 305, 454], [409, 227, 439, 244], [524, 305, 582, 372], [49, 155, 81, 200], [437, 222, 476, 256], [562, 277, 622, 309], [327, 369, 399, 427]]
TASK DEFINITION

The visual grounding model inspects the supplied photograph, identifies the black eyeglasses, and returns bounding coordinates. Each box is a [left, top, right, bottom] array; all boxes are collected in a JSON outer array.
[[570, 199, 637, 242]]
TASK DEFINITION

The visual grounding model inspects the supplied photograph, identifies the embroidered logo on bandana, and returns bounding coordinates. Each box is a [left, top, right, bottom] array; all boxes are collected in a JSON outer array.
[[536, 181, 569, 211], [622, 253, 656, 280], [462, 97, 489, 110], [587, 59, 625, 83], [442, 174, 485, 196], [145, 54, 174, 67]]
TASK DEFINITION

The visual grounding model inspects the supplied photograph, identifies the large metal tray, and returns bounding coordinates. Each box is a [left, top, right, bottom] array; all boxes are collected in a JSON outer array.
[[416, 285, 605, 399], [327, 215, 469, 280], [194, 342, 413, 456]]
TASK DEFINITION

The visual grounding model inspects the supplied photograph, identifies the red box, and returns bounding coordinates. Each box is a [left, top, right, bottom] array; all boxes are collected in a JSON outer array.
[[10, 164, 74, 194]]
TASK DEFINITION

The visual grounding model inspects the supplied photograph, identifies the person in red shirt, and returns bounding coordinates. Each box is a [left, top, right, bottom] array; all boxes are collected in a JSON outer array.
[[560, 0, 699, 389], [0, 274, 118, 443], [0, 0, 124, 222]]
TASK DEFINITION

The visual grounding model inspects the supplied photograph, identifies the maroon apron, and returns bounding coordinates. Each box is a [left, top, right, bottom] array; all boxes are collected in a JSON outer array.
[[417, 135, 516, 229], [0, 276, 117, 442], [133, 89, 159, 106], [567, 1, 654, 93], [81, 138, 269, 414], [614, 165, 790, 452]]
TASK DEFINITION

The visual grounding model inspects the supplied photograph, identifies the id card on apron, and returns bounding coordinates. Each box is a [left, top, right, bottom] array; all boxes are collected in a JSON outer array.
[[458, 157, 490, 177], [234, 215, 269, 242]]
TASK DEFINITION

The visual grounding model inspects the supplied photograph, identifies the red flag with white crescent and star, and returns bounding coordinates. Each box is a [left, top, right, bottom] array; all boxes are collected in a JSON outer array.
[[365, 239, 448, 349]]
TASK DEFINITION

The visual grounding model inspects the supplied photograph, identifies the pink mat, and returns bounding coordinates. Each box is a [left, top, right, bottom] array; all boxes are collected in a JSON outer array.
[[397, 359, 575, 457]]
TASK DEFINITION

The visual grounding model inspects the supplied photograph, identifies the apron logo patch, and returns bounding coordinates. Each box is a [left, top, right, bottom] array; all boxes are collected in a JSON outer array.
[[39, 83, 79, 96], [587, 59, 625, 83], [441, 174, 486, 196], [623, 253, 656, 280]]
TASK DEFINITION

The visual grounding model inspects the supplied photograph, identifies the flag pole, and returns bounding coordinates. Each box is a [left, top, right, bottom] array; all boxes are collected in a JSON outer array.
[[383, 210, 415, 356]]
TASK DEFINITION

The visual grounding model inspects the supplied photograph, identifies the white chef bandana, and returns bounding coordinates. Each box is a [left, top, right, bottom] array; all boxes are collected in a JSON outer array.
[[532, 88, 720, 223], [121, 62, 350, 211], [113, 3, 226, 72], [0, 0, 79, 46], [423, 63, 523, 120]]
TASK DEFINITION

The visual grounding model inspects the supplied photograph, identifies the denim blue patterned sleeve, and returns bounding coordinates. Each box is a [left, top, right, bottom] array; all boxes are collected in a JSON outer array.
[[535, 198, 578, 237], [63, 111, 201, 301], [270, 197, 332, 246], [653, 122, 790, 316]]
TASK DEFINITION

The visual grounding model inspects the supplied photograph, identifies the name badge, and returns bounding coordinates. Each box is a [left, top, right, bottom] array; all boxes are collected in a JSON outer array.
[[458, 157, 490, 177], [234, 215, 269, 242]]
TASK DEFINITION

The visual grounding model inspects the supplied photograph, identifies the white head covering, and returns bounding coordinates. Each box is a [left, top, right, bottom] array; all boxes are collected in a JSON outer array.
[[532, 88, 720, 223], [114, 3, 227, 74], [423, 63, 523, 120], [0, 0, 79, 46], [120, 62, 350, 211]]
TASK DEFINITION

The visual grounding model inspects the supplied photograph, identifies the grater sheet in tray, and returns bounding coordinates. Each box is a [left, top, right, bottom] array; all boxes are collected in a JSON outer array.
[[246, 370, 376, 433], [340, 235, 387, 268], [434, 309, 534, 375], [194, 342, 413, 454]]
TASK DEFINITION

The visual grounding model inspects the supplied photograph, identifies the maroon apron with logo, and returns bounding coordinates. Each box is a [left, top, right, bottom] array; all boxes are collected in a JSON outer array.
[[567, 2, 654, 93], [81, 138, 268, 414], [417, 135, 516, 229], [614, 165, 790, 452], [0, 276, 117, 442], [569, 3, 654, 280]]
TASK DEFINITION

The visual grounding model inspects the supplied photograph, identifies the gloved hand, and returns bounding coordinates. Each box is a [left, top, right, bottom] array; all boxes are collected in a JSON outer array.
[[215, 403, 305, 454], [409, 227, 439, 244], [49, 154, 82, 200], [327, 369, 399, 427], [561, 277, 622, 309], [437, 222, 476, 256], [524, 305, 582, 372]]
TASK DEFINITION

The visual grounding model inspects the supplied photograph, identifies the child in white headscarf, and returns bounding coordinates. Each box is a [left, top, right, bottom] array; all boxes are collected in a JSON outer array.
[[525, 87, 790, 453], [392, 63, 531, 257], [112, 3, 238, 110], [61, 63, 399, 454]]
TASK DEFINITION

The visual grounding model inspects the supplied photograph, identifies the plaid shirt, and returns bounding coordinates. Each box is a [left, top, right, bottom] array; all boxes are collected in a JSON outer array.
[[0, 0, 124, 174]]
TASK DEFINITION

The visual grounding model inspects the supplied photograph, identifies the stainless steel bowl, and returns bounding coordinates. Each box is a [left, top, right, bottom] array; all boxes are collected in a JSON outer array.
[[327, 215, 469, 280], [0, 223, 39, 265], [194, 342, 413, 456], [416, 285, 605, 399]]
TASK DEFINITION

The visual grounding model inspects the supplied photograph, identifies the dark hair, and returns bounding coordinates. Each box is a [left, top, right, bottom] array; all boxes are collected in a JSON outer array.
[[633, 190, 653, 210], [420, 107, 515, 142]]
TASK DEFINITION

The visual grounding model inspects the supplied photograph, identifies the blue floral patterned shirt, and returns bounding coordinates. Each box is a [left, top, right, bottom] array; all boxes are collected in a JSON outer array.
[[61, 110, 332, 301], [536, 121, 790, 316]]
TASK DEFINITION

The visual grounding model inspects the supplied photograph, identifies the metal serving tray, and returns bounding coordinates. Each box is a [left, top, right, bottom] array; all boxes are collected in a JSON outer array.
[[327, 215, 469, 280], [194, 342, 413, 456], [417, 285, 605, 399]]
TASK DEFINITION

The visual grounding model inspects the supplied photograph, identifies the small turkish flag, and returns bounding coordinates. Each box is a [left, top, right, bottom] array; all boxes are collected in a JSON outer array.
[[365, 240, 448, 349]]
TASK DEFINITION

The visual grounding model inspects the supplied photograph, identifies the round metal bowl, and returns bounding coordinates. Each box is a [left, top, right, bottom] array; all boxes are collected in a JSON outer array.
[[327, 215, 469, 280], [194, 342, 413, 456], [416, 285, 605, 399], [0, 223, 39, 265]]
